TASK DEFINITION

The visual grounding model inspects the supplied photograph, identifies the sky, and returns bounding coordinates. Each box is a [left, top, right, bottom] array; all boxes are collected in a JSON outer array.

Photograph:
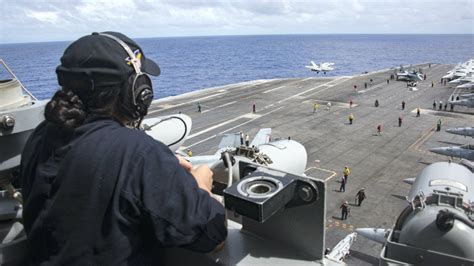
[[1, 0, 473, 44]]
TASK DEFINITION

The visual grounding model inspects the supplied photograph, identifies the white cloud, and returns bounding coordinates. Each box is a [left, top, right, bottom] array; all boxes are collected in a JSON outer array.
[[25, 10, 59, 24], [0, 0, 473, 43]]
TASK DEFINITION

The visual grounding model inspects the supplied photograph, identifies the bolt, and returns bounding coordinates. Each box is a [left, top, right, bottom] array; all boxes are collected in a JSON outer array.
[[1, 115, 15, 130], [299, 185, 314, 202]]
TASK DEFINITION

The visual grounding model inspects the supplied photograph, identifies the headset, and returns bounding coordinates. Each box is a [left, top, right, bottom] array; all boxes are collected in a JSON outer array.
[[99, 33, 154, 122]]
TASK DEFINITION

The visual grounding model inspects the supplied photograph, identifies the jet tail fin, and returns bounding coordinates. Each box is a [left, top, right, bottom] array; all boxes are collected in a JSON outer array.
[[250, 128, 272, 147], [311, 61, 318, 68]]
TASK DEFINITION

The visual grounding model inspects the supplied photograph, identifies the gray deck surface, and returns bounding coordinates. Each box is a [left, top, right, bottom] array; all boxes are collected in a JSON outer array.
[[147, 64, 473, 265]]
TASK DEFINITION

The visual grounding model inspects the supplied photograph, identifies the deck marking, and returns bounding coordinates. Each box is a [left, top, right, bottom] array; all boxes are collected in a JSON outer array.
[[201, 101, 237, 113], [263, 85, 286, 94], [304, 166, 338, 181], [148, 92, 226, 114], [186, 107, 285, 148]]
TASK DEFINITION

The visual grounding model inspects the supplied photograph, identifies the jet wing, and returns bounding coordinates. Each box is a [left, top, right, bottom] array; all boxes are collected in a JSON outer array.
[[250, 128, 272, 147], [218, 133, 241, 150]]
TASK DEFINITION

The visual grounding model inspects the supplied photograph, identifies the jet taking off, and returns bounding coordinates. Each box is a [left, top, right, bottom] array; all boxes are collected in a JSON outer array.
[[430, 144, 474, 160], [446, 127, 474, 138], [305, 61, 334, 74]]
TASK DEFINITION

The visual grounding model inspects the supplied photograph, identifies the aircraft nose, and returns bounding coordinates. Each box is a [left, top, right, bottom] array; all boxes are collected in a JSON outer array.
[[429, 147, 448, 155]]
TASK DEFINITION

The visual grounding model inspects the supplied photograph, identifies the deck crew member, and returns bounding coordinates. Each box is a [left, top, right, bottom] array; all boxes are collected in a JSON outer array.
[[374, 99, 379, 107], [416, 107, 421, 117], [398, 116, 403, 127], [339, 175, 347, 192], [343, 165, 351, 182], [240, 131, 244, 145], [348, 113, 354, 125], [356, 188, 367, 206], [19, 32, 227, 265], [245, 134, 250, 147], [401, 100, 405, 110], [340, 201, 349, 220], [187, 149, 193, 157]]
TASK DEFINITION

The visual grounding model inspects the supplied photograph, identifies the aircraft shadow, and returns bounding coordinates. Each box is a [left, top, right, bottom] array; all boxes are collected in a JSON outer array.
[[347, 250, 379, 265], [437, 140, 462, 146], [391, 194, 407, 201]]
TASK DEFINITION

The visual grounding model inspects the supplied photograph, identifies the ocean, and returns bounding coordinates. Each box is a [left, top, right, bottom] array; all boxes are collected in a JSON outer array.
[[0, 34, 473, 100]]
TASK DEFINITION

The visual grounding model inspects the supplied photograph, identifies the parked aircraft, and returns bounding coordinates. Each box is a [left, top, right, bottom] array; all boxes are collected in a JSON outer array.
[[429, 144, 474, 160], [446, 127, 474, 138], [449, 97, 474, 108]]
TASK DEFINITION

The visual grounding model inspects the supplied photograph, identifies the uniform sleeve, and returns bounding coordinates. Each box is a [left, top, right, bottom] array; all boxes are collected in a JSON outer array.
[[135, 143, 227, 252]]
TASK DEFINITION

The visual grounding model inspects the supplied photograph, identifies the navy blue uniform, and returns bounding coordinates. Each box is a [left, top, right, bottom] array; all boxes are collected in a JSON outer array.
[[20, 116, 227, 265]]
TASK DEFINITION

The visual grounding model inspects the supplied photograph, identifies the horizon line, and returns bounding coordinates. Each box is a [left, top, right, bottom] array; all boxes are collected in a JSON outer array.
[[1, 32, 473, 45]]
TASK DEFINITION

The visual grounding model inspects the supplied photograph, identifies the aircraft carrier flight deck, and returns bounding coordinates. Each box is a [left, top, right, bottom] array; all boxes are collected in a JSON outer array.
[[147, 64, 473, 265]]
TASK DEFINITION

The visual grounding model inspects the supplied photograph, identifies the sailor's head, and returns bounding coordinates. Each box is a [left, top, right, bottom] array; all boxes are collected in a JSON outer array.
[[50, 31, 160, 128]]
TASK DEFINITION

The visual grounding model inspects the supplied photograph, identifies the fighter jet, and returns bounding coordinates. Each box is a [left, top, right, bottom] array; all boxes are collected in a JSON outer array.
[[305, 61, 335, 74], [446, 127, 474, 138], [442, 59, 474, 80], [458, 93, 474, 99], [449, 97, 474, 108], [449, 73, 473, 84], [456, 82, 474, 90], [396, 70, 423, 82], [429, 144, 474, 160]]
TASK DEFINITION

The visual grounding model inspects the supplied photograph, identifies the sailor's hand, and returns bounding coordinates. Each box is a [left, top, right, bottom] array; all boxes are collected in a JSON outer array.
[[176, 155, 193, 172], [191, 165, 214, 194]]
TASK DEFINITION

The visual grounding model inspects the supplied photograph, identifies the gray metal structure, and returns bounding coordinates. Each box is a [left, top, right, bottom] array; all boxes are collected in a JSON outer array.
[[0, 59, 46, 265], [359, 162, 474, 265]]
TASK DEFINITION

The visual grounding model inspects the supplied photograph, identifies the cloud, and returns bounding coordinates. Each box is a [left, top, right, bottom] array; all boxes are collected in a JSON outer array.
[[0, 0, 473, 43]]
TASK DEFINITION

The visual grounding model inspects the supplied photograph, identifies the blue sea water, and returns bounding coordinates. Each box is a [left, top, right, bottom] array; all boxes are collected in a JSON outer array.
[[0, 34, 473, 100]]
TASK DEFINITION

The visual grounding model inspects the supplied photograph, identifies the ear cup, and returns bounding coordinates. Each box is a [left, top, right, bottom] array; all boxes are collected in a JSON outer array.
[[119, 74, 153, 120], [134, 75, 153, 116]]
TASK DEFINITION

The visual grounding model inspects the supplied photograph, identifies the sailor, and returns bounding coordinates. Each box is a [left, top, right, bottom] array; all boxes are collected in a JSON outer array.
[[187, 149, 193, 157], [377, 124, 382, 135], [245, 134, 250, 146], [450, 103, 454, 112], [19, 32, 227, 264], [437, 119, 442, 131], [444, 103, 447, 111], [431, 81, 434, 87], [348, 113, 354, 125], [356, 188, 367, 206], [252, 102, 256, 113], [240, 131, 244, 145], [343, 165, 351, 182], [374, 99, 379, 107], [198, 102, 202, 112], [349, 99, 353, 109], [340, 201, 349, 220], [339, 175, 347, 192], [326, 102, 332, 110], [386, 79, 389, 84], [313, 103, 320, 113], [401, 100, 405, 110], [433, 100, 436, 109], [398, 116, 403, 127], [439, 101, 443, 111], [416, 107, 421, 117], [364, 82, 367, 88]]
